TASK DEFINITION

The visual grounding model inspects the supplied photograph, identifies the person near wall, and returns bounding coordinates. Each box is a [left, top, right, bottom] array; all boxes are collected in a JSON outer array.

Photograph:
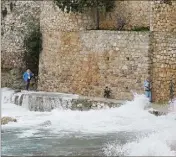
[[23, 69, 34, 90], [144, 77, 152, 102], [104, 86, 111, 98]]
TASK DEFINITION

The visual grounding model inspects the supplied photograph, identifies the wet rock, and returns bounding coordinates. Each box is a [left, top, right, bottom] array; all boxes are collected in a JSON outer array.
[[148, 109, 167, 116], [1, 116, 17, 125], [77, 103, 83, 108], [92, 103, 97, 107], [14, 89, 21, 93], [72, 99, 92, 111], [103, 105, 110, 109], [39, 120, 52, 127], [97, 105, 102, 109]]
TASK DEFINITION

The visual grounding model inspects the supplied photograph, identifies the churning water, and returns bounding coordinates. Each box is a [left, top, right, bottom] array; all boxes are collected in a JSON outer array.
[[1, 88, 176, 156]]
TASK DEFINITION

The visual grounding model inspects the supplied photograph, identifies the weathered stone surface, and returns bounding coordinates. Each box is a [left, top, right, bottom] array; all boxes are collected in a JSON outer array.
[[1, 1, 40, 88], [11, 91, 124, 112], [38, 1, 176, 102], [1, 0, 176, 103], [150, 32, 176, 102], [99, 1, 150, 30], [1, 68, 23, 88], [1, 117, 17, 125], [38, 30, 150, 100], [149, 1, 176, 102], [151, 1, 176, 32], [40, 1, 150, 32], [148, 110, 167, 116]]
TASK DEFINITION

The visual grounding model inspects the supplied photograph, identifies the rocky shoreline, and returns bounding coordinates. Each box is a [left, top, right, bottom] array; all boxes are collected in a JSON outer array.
[[1, 116, 17, 125]]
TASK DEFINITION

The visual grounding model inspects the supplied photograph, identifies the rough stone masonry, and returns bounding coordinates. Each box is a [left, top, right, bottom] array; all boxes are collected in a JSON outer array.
[[150, 1, 176, 102], [1, 1, 40, 89], [38, 1, 176, 102], [1, 0, 150, 89], [38, 30, 150, 100], [1, 0, 176, 102], [38, 1, 150, 100]]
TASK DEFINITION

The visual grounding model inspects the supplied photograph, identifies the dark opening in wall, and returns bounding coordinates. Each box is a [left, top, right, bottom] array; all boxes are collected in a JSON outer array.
[[126, 57, 129, 61], [160, 0, 172, 5], [10, 2, 13, 12], [23, 25, 42, 78], [2, 7, 7, 18], [107, 57, 110, 61], [1, 29, 4, 36]]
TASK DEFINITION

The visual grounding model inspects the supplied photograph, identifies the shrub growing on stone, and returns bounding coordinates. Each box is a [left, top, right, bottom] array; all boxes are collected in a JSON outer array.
[[54, 0, 115, 30]]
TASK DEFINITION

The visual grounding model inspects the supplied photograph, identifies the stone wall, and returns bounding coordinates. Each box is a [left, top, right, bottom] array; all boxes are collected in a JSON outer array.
[[40, 1, 150, 32], [99, 1, 150, 30], [2, 0, 176, 102], [40, 1, 96, 32], [151, 32, 176, 102], [1, 1, 40, 88], [38, 30, 150, 100], [150, 1, 176, 102], [1, 0, 151, 89], [38, 1, 151, 100], [150, 1, 176, 32]]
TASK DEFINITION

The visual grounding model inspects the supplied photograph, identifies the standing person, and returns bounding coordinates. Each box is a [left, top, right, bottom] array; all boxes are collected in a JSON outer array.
[[23, 69, 34, 90], [144, 77, 152, 102], [104, 86, 111, 98]]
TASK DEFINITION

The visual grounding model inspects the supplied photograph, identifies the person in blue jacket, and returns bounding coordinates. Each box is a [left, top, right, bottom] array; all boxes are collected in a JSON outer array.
[[144, 77, 152, 102], [23, 69, 34, 90]]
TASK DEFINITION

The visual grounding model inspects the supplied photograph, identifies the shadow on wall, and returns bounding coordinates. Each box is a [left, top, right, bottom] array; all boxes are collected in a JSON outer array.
[[23, 24, 42, 78]]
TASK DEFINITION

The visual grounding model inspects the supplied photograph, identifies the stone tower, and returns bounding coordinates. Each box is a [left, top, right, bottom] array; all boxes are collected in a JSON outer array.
[[150, 0, 176, 102]]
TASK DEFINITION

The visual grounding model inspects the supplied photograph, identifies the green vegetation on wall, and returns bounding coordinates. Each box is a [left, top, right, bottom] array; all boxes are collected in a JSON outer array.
[[54, 0, 115, 30], [131, 26, 150, 31]]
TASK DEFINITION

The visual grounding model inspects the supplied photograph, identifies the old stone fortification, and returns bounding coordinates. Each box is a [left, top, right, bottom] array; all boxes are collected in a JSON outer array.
[[38, 1, 151, 100], [39, 1, 150, 32], [38, 1, 176, 102], [38, 30, 150, 100], [151, 32, 176, 102], [150, 1, 176, 32], [150, 1, 176, 102], [99, 1, 150, 30], [1, 1, 176, 102], [1, 1, 40, 88]]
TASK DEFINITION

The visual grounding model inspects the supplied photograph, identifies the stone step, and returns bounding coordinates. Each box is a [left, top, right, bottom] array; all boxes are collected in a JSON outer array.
[[10, 90, 170, 116], [11, 90, 125, 112]]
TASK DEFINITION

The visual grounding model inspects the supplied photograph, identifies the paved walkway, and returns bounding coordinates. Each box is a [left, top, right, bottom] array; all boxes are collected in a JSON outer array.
[[152, 103, 169, 113]]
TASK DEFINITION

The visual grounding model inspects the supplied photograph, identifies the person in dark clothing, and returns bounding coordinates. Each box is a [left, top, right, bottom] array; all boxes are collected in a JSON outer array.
[[104, 86, 111, 98], [23, 69, 34, 90]]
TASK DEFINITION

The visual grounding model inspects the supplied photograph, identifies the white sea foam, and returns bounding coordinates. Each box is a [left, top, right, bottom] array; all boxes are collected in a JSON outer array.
[[1, 88, 176, 156]]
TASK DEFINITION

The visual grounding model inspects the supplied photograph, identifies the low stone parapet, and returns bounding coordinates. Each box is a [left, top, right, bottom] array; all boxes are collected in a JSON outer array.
[[11, 91, 124, 112]]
